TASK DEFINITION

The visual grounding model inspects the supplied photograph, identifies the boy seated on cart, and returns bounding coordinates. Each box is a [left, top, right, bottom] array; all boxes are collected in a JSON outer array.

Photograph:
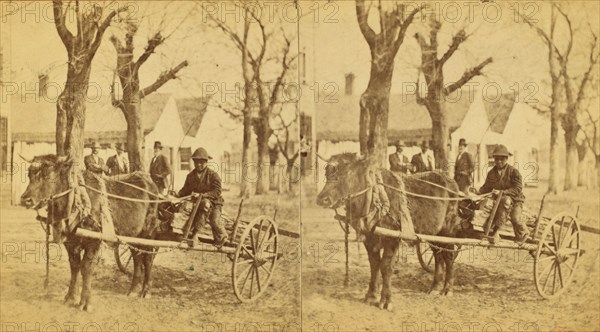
[[171, 147, 228, 249], [477, 144, 530, 245]]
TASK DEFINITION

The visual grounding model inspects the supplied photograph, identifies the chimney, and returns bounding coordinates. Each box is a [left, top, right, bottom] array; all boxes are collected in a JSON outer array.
[[345, 73, 355, 95], [38, 73, 49, 98]]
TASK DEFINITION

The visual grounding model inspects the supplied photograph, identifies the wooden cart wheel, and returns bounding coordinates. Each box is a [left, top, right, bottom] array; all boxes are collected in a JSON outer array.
[[534, 213, 581, 299], [417, 242, 434, 273], [232, 215, 279, 302], [114, 243, 133, 275]]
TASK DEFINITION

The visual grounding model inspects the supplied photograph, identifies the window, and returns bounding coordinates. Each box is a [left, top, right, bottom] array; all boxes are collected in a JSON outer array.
[[179, 147, 192, 171]]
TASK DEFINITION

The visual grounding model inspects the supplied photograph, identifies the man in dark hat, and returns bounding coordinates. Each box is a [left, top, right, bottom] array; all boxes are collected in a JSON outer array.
[[176, 147, 228, 248], [149, 141, 171, 195], [389, 141, 410, 174], [454, 138, 474, 193], [478, 144, 529, 244], [84, 142, 108, 175], [106, 143, 129, 177], [411, 141, 434, 173]]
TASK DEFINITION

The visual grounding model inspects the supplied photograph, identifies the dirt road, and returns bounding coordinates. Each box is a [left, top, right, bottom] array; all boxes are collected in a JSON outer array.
[[301, 187, 600, 331], [1, 193, 300, 332]]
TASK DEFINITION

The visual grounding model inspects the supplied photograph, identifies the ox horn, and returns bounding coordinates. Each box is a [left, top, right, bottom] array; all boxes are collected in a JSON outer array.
[[315, 152, 329, 163], [18, 153, 34, 163]]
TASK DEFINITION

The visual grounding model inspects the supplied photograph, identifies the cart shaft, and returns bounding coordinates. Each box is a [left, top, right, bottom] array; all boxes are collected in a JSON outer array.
[[373, 227, 540, 251], [75, 228, 237, 254]]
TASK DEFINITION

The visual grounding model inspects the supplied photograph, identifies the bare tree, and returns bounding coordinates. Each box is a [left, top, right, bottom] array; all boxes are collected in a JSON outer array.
[[524, 4, 599, 192], [110, 18, 189, 172], [554, 7, 599, 191], [522, 5, 567, 194], [356, 0, 422, 165], [274, 112, 300, 194], [578, 84, 599, 188], [414, 16, 492, 172], [205, 2, 297, 195], [53, 0, 125, 159]]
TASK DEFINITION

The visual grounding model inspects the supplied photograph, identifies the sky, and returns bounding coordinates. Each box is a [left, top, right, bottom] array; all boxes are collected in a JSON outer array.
[[1, 1, 598, 114], [299, 0, 600, 106]]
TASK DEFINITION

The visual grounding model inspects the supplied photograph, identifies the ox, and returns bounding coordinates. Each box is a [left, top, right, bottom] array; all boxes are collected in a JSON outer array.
[[316, 153, 462, 310], [21, 155, 161, 311]]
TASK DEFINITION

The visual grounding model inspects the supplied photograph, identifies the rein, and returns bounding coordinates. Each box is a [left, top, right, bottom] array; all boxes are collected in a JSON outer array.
[[81, 184, 191, 203]]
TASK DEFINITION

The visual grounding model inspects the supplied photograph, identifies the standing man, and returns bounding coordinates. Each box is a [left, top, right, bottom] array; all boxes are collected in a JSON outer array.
[[389, 142, 410, 174], [106, 143, 129, 177], [84, 142, 108, 175], [454, 138, 474, 193], [478, 144, 529, 244], [149, 141, 171, 195], [411, 141, 434, 173], [177, 147, 228, 248]]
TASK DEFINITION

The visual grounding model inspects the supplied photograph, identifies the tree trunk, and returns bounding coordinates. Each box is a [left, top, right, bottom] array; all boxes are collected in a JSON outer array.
[[57, 65, 92, 161], [254, 117, 271, 195], [577, 143, 588, 188], [564, 131, 578, 191], [239, 112, 252, 198], [359, 60, 393, 166], [122, 101, 145, 172], [430, 103, 449, 173], [563, 111, 579, 191], [548, 116, 560, 194], [55, 104, 67, 156]]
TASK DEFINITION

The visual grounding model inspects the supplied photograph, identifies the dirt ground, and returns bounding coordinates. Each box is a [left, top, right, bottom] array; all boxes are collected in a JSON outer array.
[[0, 191, 300, 332], [301, 185, 600, 332]]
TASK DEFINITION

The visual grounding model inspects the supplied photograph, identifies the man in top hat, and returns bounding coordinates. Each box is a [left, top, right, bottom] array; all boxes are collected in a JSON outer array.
[[106, 143, 129, 177], [389, 141, 411, 174], [149, 141, 171, 195], [411, 141, 434, 173], [176, 147, 228, 248], [454, 138, 474, 193], [478, 144, 529, 244], [84, 142, 108, 175]]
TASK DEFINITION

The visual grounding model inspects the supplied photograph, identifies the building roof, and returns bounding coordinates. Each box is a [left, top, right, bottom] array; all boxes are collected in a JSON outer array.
[[315, 93, 473, 143], [483, 93, 515, 134], [11, 93, 208, 142], [175, 97, 210, 137]]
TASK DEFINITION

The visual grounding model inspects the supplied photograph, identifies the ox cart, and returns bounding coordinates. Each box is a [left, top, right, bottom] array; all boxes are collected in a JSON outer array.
[[75, 195, 298, 303], [384, 191, 592, 299]]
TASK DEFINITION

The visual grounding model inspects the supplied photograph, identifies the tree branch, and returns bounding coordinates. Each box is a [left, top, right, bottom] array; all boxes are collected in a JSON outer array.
[[415, 69, 428, 107], [574, 32, 599, 110], [553, 4, 573, 60], [439, 29, 467, 66], [135, 32, 165, 70], [393, 4, 423, 53], [110, 70, 124, 110], [268, 37, 296, 113], [205, 7, 257, 65], [52, 0, 73, 49], [356, 0, 376, 46], [89, 5, 128, 55], [140, 60, 189, 97], [444, 57, 493, 95], [520, 11, 565, 64]]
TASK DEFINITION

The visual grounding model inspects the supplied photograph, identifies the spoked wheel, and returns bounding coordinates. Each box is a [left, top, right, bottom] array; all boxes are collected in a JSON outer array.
[[534, 213, 581, 299], [114, 243, 133, 275], [232, 216, 279, 303], [417, 242, 434, 273]]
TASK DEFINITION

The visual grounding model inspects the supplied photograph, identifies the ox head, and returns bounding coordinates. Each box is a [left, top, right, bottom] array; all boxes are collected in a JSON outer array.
[[20, 155, 72, 209], [316, 153, 370, 208]]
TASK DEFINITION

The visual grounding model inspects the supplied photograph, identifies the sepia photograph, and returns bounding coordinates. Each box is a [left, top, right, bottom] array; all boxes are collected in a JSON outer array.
[[299, 0, 599, 331], [1, 1, 300, 331], [1, 1, 599, 331]]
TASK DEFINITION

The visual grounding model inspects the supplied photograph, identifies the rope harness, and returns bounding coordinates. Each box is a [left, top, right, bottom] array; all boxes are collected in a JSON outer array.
[[34, 176, 195, 266], [328, 178, 494, 254]]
